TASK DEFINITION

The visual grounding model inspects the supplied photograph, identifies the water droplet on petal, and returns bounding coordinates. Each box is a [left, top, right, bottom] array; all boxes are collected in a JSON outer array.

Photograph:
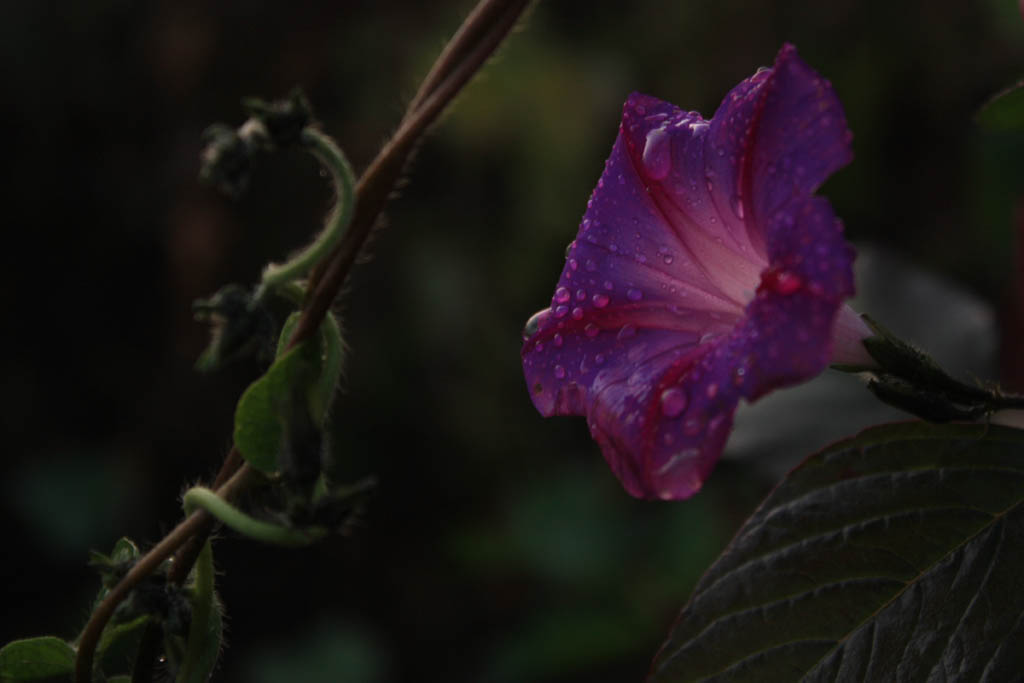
[[603, 280, 614, 291], [642, 127, 672, 180], [592, 293, 610, 308], [595, 353, 606, 365], [584, 323, 599, 338], [659, 387, 687, 418], [554, 365, 566, 379], [575, 288, 586, 301], [569, 258, 579, 271], [554, 286, 570, 303], [617, 324, 637, 341], [522, 308, 551, 340], [626, 288, 643, 302], [571, 307, 584, 320], [553, 333, 564, 347], [554, 305, 569, 318], [706, 383, 718, 399]]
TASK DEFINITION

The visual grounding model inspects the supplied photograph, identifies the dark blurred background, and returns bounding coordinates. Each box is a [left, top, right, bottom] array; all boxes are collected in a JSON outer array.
[[2, 1, 1023, 681]]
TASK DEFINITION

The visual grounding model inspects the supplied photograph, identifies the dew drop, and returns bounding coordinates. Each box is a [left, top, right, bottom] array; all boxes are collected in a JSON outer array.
[[659, 387, 687, 418], [626, 288, 643, 302], [595, 353, 606, 365], [569, 258, 579, 271], [571, 307, 584, 320], [584, 323, 599, 338], [603, 280, 614, 291], [522, 309, 550, 340], [642, 127, 672, 180], [592, 293, 610, 308], [553, 333, 564, 347], [554, 305, 569, 318], [617, 324, 637, 341], [554, 286, 570, 303], [575, 288, 586, 301], [554, 365, 566, 379], [706, 383, 718, 399]]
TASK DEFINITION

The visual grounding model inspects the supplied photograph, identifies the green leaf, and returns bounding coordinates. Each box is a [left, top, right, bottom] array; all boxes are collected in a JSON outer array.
[[310, 312, 343, 426], [236, 312, 343, 473], [177, 541, 221, 683], [977, 79, 1024, 132], [650, 422, 1024, 682], [275, 311, 343, 425], [233, 340, 317, 473], [0, 636, 75, 680], [95, 615, 151, 675]]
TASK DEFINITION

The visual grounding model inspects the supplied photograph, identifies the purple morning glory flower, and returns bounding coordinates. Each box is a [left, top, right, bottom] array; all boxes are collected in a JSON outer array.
[[521, 44, 873, 500]]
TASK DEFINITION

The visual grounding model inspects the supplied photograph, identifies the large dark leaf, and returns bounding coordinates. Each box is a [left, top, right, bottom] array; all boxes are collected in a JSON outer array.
[[649, 422, 1024, 682]]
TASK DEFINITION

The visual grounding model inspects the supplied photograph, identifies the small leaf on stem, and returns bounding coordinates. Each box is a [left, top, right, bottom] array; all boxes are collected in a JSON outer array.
[[0, 636, 76, 680]]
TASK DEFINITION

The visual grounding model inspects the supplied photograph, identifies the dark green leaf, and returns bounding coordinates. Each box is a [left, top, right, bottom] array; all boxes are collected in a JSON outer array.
[[309, 313, 343, 426], [275, 312, 343, 426], [95, 615, 151, 675], [0, 636, 75, 680], [233, 341, 317, 473], [650, 422, 1024, 682], [977, 80, 1024, 132]]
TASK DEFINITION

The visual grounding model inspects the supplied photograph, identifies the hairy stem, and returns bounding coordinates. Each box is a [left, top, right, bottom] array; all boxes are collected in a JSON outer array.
[[293, 0, 530, 348], [74, 465, 254, 682]]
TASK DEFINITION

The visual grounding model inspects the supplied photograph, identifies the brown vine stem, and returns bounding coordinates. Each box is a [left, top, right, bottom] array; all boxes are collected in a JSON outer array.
[[73, 2, 531, 682], [75, 464, 255, 682], [295, 0, 531, 345]]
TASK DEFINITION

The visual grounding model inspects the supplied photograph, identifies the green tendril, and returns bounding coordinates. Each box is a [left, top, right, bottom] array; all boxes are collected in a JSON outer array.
[[254, 128, 356, 302], [182, 487, 327, 547]]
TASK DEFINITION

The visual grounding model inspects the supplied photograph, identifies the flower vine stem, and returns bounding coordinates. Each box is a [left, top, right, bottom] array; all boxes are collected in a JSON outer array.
[[293, 0, 531, 347], [74, 463, 255, 683], [73, 2, 531, 681]]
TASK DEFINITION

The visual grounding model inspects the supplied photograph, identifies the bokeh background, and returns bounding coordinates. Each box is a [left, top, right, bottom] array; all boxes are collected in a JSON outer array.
[[2, 1, 1023, 681]]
